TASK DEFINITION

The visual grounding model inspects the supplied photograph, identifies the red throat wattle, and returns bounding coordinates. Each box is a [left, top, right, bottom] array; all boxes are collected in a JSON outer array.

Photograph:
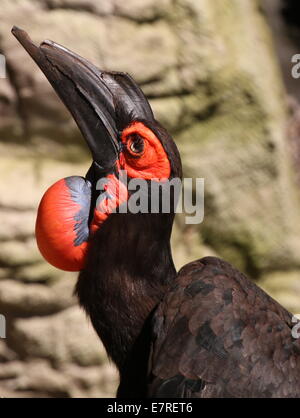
[[35, 177, 90, 272], [35, 174, 128, 272]]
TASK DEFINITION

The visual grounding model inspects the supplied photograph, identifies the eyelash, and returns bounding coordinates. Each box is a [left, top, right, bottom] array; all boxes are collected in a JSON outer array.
[[126, 134, 145, 157]]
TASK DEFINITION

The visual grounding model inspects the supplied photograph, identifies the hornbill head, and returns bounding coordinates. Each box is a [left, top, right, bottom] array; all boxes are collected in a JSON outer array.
[[12, 27, 182, 272]]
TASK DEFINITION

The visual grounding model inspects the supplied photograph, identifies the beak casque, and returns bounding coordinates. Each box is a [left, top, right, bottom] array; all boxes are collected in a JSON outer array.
[[12, 26, 154, 171]]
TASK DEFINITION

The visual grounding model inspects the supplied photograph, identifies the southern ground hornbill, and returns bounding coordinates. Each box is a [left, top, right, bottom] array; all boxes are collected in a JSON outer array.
[[12, 27, 300, 398]]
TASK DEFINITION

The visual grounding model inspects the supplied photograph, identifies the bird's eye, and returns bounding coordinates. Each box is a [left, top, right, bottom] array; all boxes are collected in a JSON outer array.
[[127, 134, 145, 157]]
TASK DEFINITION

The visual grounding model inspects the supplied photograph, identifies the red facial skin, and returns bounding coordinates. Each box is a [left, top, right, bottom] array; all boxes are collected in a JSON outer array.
[[35, 122, 171, 271], [90, 174, 128, 234], [120, 122, 171, 180]]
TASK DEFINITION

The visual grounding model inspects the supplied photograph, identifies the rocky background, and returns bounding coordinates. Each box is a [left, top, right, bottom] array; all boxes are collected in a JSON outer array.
[[0, 0, 300, 397]]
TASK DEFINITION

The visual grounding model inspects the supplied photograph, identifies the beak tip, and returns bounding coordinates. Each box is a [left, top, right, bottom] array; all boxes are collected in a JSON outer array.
[[11, 25, 24, 37], [11, 26, 41, 60]]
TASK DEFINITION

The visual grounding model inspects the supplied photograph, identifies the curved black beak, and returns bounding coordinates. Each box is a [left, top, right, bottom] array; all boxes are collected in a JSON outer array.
[[12, 26, 154, 172]]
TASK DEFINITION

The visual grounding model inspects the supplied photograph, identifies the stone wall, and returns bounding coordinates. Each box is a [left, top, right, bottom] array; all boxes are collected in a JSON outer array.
[[0, 0, 299, 397]]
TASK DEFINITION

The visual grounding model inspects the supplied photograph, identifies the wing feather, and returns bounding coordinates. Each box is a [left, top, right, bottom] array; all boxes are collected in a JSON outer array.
[[148, 257, 300, 398]]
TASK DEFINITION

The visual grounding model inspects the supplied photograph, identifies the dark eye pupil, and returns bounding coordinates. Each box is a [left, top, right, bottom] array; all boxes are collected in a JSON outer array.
[[129, 134, 144, 154]]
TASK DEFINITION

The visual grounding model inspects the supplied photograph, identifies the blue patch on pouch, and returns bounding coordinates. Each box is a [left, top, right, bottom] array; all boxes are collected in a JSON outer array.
[[65, 176, 92, 246]]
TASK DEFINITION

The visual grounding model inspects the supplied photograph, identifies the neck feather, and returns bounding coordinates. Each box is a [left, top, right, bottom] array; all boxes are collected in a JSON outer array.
[[75, 212, 176, 374]]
